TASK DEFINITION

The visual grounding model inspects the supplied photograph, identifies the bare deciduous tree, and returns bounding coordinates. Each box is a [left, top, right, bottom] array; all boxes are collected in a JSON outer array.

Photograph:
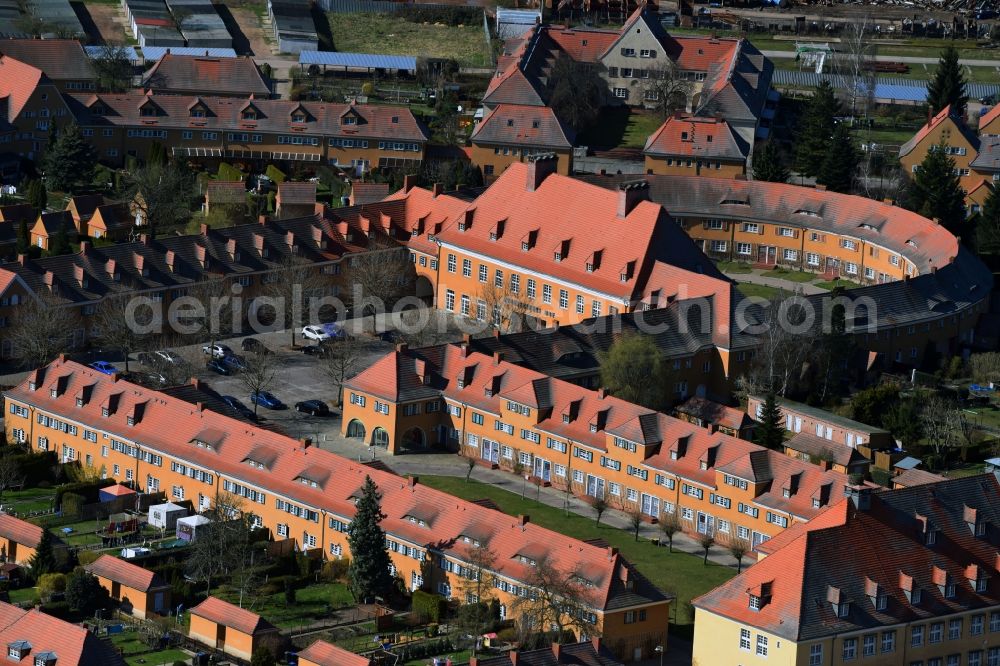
[[837, 16, 877, 119], [919, 395, 961, 464], [659, 512, 681, 553], [457, 541, 497, 605], [511, 556, 600, 647], [123, 164, 195, 238], [698, 533, 715, 565], [10, 294, 69, 370], [320, 337, 365, 407], [969, 352, 1000, 385], [186, 491, 260, 605], [644, 61, 692, 119], [238, 351, 278, 417], [740, 294, 814, 396], [477, 280, 531, 334], [94, 294, 157, 373], [260, 255, 329, 347], [0, 456, 23, 502], [727, 537, 750, 573], [591, 495, 609, 527], [351, 243, 414, 333], [626, 508, 644, 542], [178, 277, 239, 351]]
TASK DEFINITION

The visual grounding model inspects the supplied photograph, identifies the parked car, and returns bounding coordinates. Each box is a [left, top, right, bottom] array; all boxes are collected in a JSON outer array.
[[129, 371, 167, 388], [222, 354, 248, 371], [250, 390, 285, 409], [202, 343, 233, 358], [377, 329, 401, 344], [321, 322, 348, 340], [302, 325, 331, 342], [221, 395, 256, 419], [89, 361, 117, 375], [295, 400, 331, 416], [241, 338, 270, 354], [300, 344, 328, 357], [206, 358, 232, 375], [155, 350, 184, 365]]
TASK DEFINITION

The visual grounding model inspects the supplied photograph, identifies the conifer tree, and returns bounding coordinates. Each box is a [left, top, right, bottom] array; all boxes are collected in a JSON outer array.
[[795, 81, 841, 178], [15, 218, 29, 256], [752, 140, 790, 183], [26, 179, 46, 214], [817, 123, 860, 193], [753, 391, 785, 450], [926, 46, 968, 117], [47, 223, 71, 256], [41, 122, 96, 193], [29, 530, 57, 578], [908, 140, 967, 234], [976, 184, 1000, 255], [346, 475, 395, 602]]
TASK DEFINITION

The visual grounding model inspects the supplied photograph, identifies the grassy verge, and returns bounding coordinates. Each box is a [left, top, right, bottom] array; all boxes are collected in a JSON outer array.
[[213, 581, 353, 629], [322, 13, 491, 67], [2, 488, 55, 514], [737, 283, 781, 300], [7, 587, 36, 606], [716, 261, 753, 274], [814, 278, 861, 291], [576, 106, 663, 150], [762, 267, 816, 283], [417, 476, 735, 638]]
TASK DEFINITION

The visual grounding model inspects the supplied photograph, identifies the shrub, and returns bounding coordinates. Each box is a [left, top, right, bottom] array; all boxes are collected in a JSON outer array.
[[321, 558, 349, 582], [264, 165, 286, 184], [217, 162, 244, 182], [37, 573, 66, 601], [54, 479, 114, 509], [39, 600, 70, 619], [61, 492, 85, 518], [411, 589, 445, 623]]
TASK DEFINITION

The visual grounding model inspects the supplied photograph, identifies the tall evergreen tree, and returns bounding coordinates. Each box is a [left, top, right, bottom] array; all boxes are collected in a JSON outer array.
[[346, 475, 395, 603], [926, 46, 968, 117], [795, 81, 841, 178], [47, 224, 71, 256], [28, 530, 57, 578], [753, 391, 784, 450], [26, 179, 46, 214], [752, 140, 790, 183], [816, 123, 859, 193], [908, 140, 967, 234], [147, 141, 167, 166], [41, 122, 96, 193], [976, 184, 1000, 255], [15, 218, 29, 256]]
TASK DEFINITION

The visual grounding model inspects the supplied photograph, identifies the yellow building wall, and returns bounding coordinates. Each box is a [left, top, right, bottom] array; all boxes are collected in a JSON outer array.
[[692, 608, 798, 666], [644, 156, 745, 178], [899, 118, 980, 194], [0, 537, 35, 566], [469, 144, 572, 182]]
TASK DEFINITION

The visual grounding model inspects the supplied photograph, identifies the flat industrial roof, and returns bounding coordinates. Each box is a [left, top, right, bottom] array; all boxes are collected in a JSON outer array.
[[298, 50, 416, 71]]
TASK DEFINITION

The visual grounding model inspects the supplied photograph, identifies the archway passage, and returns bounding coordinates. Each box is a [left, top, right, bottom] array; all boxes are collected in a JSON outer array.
[[371, 427, 389, 448], [415, 276, 434, 304], [346, 419, 366, 440], [401, 427, 426, 451]]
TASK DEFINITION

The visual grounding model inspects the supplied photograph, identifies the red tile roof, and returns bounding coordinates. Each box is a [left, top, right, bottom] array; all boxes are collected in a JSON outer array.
[[979, 102, 1000, 131], [6, 358, 665, 614], [0, 56, 45, 122], [296, 640, 371, 666], [101, 483, 136, 497], [142, 54, 271, 97], [893, 467, 947, 487], [695, 475, 1000, 641], [472, 104, 574, 149], [899, 104, 979, 157], [206, 181, 247, 205], [0, 601, 123, 665], [276, 181, 317, 205], [643, 115, 749, 161], [675, 396, 752, 432], [86, 554, 168, 592], [190, 596, 278, 636], [0, 514, 43, 549], [349, 181, 390, 205], [433, 161, 728, 305]]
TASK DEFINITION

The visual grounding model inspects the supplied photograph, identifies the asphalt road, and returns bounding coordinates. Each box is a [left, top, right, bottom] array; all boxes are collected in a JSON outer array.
[[762, 49, 1000, 67]]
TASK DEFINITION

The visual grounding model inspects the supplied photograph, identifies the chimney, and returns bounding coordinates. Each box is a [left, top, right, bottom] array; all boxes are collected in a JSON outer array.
[[17, 254, 26, 265], [597, 388, 607, 399], [139, 233, 149, 246], [815, 184, 827, 192], [258, 214, 268, 225], [80, 240, 91, 254], [551, 643, 562, 659], [469, 660, 479, 666], [518, 514, 529, 525], [509, 650, 519, 666], [845, 482, 872, 511], [408, 475, 419, 487], [196, 401, 204, 412], [525, 152, 558, 192], [432, 182, 442, 197], [165, 250, 175, 272], [591, 637, 602, 652], [617, 180, 649, 218], [190, 378, 203, 390], [403, 174, 416, 193], [226, 238, 237, 258], [200, 223, 209, 235], [493, 351, 503, 365], [396, 342, 408, 353], [43, 271, 54, 290], [73, 264, 84, 286], [300, 437, 312, 449]]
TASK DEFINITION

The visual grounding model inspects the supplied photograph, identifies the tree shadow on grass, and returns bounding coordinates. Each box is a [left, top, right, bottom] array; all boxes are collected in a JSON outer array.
[[575, 106, 631, 150]]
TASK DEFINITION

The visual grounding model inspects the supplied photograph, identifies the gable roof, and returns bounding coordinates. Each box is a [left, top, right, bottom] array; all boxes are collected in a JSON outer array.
[[90, 203, 133, 233], [784, 432, 868, 469], [0, 39, 95, 81], [0, 602, 124, 665], [0, 56, 45, 122], [86, 554, 168, 592], [970, 139, 1000, 171], [276, 181, 317, 205], [190, 596, 278, 635], [675, 396, 753, 432], [206, 180, 247, 205], [643, 115, 749, 160], [0, 514, 43, 549], [474, 640, 623, 665], [980, 102, 1000, 131], [141, 54, 271, 97], [894, 467, 948, 487], [472, 104, 575, 149], [899, 104, 979, 157], [296, 640, 371, 666], [350, 181, 390, 205], [695, 475, 1000, 641]]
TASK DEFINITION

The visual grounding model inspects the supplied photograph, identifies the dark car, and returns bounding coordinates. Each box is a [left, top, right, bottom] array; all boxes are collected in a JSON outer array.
[[295, 400, 331, 416], [221, 395, 256, 419], [251, 391, 285, 409], [222, 354, 248, 371], [241, 338, 270, 354], [300, 344, 328, 357], [206, 358, 232, 375]]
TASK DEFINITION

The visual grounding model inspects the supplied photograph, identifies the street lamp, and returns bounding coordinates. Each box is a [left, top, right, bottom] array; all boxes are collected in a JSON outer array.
[[654, 645, 664, 666]]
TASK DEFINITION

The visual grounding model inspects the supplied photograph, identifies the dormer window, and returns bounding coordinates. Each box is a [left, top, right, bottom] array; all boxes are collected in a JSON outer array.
[[140, 105, 156, 117], [589, 423, 597, 433], [945, 582, 956, 598], [292, 113, 305, 122], [783, 488, 791, 498], [75, 397, 82, 407], [242, 109, 257, 121], [8, 641, 30, 660], [506, 119, 514, 127], [126, 415, 135, 426], [489, 232, 497, 241], [342, 115, 357, 126], [681, 131, 688, 140], [670, 450, 678, 460], [586, 263, 594, 272], [33, 652, 56, 666], [391, 116, 399, 124], [553, 252, 562, 262], [876, 593, 888, 611], [49, 388, 57, 398], [562, 414, 570, 423], [101, 407, 109, 417], [911, 588, 922, 604], [838, 602, 850, 618], [620, 272, 628, 282], [748, 594, 761, 611], [926, 529, 937, 546], [521, 241, 530, 251], [812, 498, 821, 508], [28, 381, 37, 391]]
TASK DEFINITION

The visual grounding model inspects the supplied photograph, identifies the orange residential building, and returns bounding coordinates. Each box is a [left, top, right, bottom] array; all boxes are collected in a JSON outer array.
[[0, 600, 124, 664], [86, 554, 171, 619], [674, 397, 755, 440], [643, 115, 749, 177], [343, 341, 851, 552], [297, 640, 372, 666], [469, 104, 574, 181], [3, 358, 672, 662], [188, 596, 280, 661], [0, 514, 44, 565], [898, 105, 980, 194], [29, 211, 76, 251], [275, 181, 317, 218]]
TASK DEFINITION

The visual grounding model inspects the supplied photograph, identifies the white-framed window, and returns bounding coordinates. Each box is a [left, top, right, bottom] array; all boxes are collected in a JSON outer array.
[[842, 637, 856, 659], [756, 635, 768, 656], [736, 242, 752, 255], [881, 630, 895, 653], [445, 290, 455, 311], [809, 644, 823, 666], [841, 239, 857, 250], [806, 252, 820, 266], [613, 88, 628, 99], [862, 634, 875, 656], [576, 295, 585, 314], [462, 258, 472, 277], [710, 240, 727, 252], [742, 223, 759, 233], [478, 264, 488, 283], [739, 628, 751, 651], [783, 249, 798, 261]]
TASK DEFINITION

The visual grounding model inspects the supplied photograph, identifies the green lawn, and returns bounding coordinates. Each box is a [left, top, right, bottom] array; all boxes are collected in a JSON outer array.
[[322, 13, 491, 67], [214, 581, 354, 629], [737, 283, 781, 300], [852, 127, 918, 147], [814, 278, 862, 291], [417, 476, 735, 638], [716, 261, 753, 274], [762, 267, 816, 283], [125, 649, 190, 666], [7, 587, 37, 606], [1, 488, 55, 514], [576, 106, 663, 150]]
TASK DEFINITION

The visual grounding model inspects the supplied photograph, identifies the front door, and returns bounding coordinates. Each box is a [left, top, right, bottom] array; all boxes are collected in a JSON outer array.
[[826, 257, 840, 276], [697, 512, 715, 535], [481, 439, 499, 464], [586, 475, 605, 498], [758, 245, 776, 265], [533, 458, 551, 482], [640, 493, 660, 517]]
